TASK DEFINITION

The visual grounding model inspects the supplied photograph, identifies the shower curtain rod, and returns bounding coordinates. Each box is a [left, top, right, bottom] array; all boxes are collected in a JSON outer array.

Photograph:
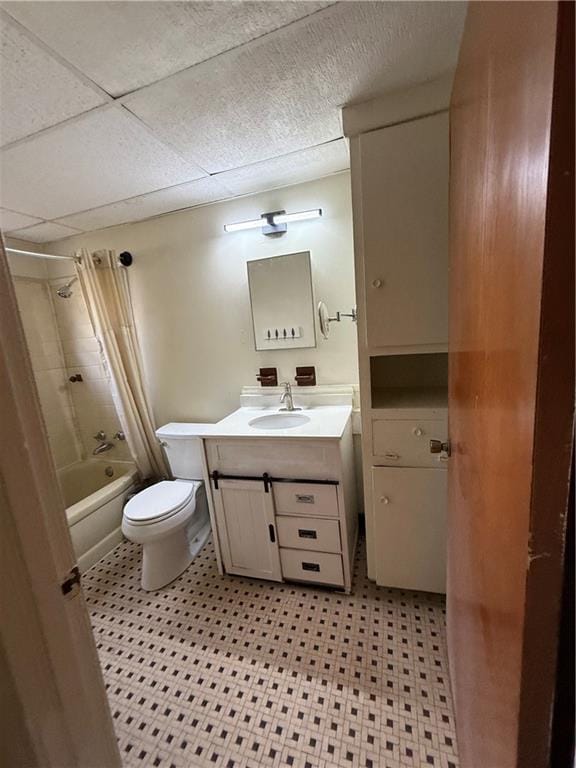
[[6, 247, 80, 263], [6, 247, 133, 267]]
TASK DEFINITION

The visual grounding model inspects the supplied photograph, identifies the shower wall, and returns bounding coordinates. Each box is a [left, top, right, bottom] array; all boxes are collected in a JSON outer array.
[[13, 275, 83, 468], [49, 269, 131, 462], [9, 250, 131, 470]]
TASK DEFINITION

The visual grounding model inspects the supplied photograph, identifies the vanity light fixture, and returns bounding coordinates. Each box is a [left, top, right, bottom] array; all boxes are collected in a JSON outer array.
[[224, 208, 322, 236]]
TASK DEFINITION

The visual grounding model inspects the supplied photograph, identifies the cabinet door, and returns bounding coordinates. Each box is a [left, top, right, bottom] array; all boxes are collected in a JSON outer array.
[[213, 479, 282, 581], [360, 112, 449, 349], [372, 467, 446, 592]]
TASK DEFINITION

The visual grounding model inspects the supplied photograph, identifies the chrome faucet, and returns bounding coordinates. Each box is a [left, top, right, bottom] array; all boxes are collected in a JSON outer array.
[[92, 430, 114, 455], [92, 441, 114, 455], [279, 381, 301, 412]]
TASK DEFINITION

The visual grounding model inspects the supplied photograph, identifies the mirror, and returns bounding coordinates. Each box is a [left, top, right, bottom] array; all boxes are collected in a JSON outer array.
[[247, 251, 316, 351]]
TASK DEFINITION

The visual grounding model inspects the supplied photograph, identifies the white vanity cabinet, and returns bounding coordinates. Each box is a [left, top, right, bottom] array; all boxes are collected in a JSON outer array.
[[204, 426, 357, 593]]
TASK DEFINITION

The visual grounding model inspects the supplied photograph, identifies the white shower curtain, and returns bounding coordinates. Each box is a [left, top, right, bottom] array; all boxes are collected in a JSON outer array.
[[77, 248, 168, 480]]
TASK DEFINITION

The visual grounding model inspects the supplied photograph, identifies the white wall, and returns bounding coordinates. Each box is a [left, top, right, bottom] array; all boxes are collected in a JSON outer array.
[[44, 173, 358, 425]]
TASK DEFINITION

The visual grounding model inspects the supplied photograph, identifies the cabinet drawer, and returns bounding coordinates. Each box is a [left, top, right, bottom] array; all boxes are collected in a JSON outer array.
[[372, 419, 447, 467], [280, 549, 344, 587], [273, 483, 339, 518], [276, 516, 341, 553]]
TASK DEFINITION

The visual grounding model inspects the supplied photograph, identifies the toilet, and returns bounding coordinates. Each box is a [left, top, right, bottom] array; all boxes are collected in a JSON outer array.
[[122, 423, 212, 591]]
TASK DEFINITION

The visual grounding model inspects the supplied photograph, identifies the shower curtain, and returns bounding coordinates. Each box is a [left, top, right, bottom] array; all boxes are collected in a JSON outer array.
[[76, 248, 168, 480]]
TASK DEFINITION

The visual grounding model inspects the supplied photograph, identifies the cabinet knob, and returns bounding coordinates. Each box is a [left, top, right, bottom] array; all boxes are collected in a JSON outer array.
[[372, 278, 383, 288], [413, 427, 423, 437], [380, 496, 390, 504]]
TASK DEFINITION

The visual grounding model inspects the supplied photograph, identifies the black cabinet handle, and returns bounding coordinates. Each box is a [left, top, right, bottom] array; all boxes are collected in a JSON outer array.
[[302, 562, 320, 572], [298, 529, 317, 539], [268, 524, 276, 543]]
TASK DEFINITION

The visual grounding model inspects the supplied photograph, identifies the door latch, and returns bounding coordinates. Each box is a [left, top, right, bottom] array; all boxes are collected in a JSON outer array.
[[430, 439, 451, 457], [61, 566, 81, 598]]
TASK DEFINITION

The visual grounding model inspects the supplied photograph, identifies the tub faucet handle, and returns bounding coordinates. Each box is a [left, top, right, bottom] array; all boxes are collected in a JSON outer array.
[[113, 431, 126, 441], [93, 430, 106, 441]]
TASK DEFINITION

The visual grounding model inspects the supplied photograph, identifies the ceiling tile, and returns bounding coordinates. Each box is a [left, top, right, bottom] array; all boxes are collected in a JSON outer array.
[[9, 221, 82, 243], [0, 106, 207, 220], [2, 1, 333, 97], [124, 2, 465, 173], [0, 11, 106, 147], [0, 207, 43, 231], [216, 140, 349, 197], [56, 176, 232, 232]]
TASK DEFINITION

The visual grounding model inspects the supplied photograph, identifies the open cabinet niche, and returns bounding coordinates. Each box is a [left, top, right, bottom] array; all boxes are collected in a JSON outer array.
[[370, 352, 448, 410]]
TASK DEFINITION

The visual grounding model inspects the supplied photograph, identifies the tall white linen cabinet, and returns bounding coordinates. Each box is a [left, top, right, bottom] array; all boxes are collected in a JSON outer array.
[[344, 84, 451, 593]]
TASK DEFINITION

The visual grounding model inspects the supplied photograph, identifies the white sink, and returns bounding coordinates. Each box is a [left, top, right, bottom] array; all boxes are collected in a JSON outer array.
[[249, 412, 311, 430]]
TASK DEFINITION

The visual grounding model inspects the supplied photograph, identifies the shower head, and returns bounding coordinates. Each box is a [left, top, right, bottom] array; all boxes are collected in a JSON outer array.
[[56, 277, 77, 298]]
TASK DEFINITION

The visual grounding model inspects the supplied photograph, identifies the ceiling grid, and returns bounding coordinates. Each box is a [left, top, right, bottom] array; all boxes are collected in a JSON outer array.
[[0, 1, 466, 242]]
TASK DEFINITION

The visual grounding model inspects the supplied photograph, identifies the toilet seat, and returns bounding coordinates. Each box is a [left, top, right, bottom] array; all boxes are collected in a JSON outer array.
[[124, 480, 196, 525]]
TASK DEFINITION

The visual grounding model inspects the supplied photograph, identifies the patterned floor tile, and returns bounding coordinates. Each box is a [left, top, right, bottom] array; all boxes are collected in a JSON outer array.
[[84, 537, 459, 767]]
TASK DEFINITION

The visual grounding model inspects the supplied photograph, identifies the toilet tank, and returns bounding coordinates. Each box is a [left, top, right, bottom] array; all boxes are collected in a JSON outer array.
[[155, 423, 213, 480]]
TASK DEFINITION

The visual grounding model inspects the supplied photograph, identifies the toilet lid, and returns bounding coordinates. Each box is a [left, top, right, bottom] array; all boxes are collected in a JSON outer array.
[[124, 480, 196, 523]]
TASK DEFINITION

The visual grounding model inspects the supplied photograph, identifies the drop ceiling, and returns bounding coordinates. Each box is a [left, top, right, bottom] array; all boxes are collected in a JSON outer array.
[[0, 1, 465, 243]]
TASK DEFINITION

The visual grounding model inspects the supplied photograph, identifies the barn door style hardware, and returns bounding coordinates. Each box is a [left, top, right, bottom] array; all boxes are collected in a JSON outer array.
[[210, 470, 338, 492]]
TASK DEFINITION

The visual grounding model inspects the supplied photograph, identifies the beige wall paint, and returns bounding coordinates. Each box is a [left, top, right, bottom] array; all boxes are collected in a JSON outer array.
[[44, 173, 358, 426]]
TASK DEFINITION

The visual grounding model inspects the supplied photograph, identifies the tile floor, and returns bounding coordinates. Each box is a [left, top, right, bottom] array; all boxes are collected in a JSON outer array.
[[84, 537, 459, 768]]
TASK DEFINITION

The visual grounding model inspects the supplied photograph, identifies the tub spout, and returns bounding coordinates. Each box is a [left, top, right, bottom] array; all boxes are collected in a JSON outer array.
[[92, 441, 114, 455]]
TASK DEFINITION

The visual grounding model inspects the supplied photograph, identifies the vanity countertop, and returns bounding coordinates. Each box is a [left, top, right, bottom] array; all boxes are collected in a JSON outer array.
[[158, 406, 352, 441]]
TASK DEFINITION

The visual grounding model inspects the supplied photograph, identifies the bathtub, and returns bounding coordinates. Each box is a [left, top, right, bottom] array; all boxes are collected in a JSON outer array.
[[59, 459, 139, 572]]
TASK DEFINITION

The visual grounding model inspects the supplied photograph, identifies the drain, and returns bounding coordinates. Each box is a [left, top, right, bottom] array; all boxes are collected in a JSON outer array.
[[104, 466, 114, 477]]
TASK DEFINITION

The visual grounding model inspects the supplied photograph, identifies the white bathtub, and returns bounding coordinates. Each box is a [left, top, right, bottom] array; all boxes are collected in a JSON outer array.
[[59, 459, 139, 572]]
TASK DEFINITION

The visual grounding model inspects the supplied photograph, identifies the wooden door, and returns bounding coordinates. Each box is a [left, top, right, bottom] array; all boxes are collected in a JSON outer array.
[[359, 111, 449, 350], [372, 466, 447, 593], [214, 479, 282, 581], [448, 3, 574, 767], [0, 237, 121, 766]]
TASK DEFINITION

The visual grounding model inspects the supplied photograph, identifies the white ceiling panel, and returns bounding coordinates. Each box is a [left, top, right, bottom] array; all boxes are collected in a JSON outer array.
[[2, 1, 333, 97], [0, 207, 43, 231], [217, 140, 349, 198], [124, 2, 465, 173], [8, 221, 82, 243], [0, 106, 207, 220], [56, 176, 232, 232], [0, 11, 106, 147]]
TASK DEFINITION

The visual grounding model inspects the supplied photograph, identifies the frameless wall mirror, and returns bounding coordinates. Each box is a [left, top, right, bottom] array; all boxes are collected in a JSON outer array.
[[247, 251, 316, 351]]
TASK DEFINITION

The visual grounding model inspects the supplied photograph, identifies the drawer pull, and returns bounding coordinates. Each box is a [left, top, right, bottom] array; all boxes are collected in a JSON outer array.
[[295, 494, 315, 504], [302, 561, 320, 572], [268, 524, 276, 543], [385, 453, 400, 460], [298, 528, 318, 539]]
